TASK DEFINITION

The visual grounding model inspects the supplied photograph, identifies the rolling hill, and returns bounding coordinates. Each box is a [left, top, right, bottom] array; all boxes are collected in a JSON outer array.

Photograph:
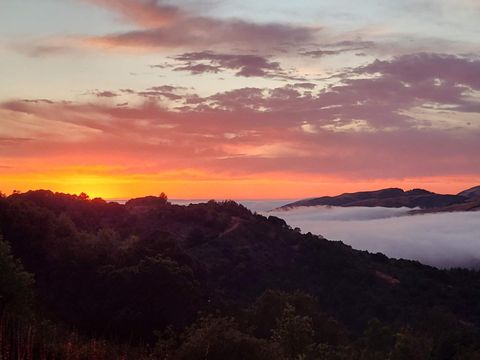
[[279, 186, 480, 212], [1, 190, 480, 359]]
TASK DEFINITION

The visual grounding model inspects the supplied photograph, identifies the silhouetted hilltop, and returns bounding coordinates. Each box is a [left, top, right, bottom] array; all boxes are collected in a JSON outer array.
[[279, 187, 480, 211], [458, 185, 480, 199], [1, 190, 480, 358]]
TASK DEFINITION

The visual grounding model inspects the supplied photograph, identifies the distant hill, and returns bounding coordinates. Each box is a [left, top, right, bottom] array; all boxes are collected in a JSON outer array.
[[410, 198, 480, 214], [458, 185, 480, 199], [408, 185, 480, 214], [278, 187, 472, 210]]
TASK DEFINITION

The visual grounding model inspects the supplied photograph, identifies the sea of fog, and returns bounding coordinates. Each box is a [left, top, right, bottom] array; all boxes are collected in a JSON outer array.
[[267, 205, 480, 269], [119, 198, 480, 269]]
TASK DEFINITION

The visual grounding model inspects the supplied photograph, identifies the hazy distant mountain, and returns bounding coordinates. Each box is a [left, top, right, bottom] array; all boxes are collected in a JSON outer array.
[[279, 187, 480, 211], [409, 186, 480, 214], [278, 187, 464, 209], [409, 198, 480, 214], [458, 185, 480, 199]]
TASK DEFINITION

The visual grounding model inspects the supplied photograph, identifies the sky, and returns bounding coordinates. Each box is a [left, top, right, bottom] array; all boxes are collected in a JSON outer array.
[[0, 0, 479, 199]]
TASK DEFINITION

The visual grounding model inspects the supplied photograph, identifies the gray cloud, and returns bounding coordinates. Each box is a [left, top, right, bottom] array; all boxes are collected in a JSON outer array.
[[172, 51, 284, 78], [85, 0, 318, 50], [300, 40, 376, 58]]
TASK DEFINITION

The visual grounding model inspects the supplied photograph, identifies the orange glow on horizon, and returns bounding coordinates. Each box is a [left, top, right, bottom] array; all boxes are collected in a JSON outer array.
[[1, 167, 478, 201]]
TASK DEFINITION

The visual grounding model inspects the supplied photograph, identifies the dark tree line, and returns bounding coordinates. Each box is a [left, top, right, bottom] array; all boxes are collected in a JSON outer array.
[[0, 190, 479, 359]]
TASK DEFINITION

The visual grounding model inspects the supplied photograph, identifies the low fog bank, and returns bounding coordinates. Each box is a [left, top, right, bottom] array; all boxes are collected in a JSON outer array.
[[170, 199, 291, 213], [267, 206, 480, 269]]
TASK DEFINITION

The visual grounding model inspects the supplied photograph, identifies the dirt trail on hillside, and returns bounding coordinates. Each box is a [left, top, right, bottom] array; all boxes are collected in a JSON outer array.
[[219, 217, 243, 237]]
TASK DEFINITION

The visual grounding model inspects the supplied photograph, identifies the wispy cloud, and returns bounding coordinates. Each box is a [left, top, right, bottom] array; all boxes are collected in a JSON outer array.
[[83, 0, 318, 50], [1, 50, 480, 180], [300, 40, 376, 58], [169, 51, 301, 80], [84, 0, 180, 27]]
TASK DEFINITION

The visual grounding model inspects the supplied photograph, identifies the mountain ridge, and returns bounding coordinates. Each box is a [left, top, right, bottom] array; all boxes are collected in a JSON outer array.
[[2, 190, 480, 358], [458, 185, 480, 199], [278, 186, 480, 212]]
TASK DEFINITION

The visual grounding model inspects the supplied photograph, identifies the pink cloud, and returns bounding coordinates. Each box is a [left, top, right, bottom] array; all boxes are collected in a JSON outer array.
[[300, 40, 375, 58], [357, 53, 480, 90], [83, 0, 318, 50], [87, 20, 316, 50], [1, 53, 478, 180], [169, 51, 302, 80], [85, 0, 180, 27], [92, 90, 119, 98]]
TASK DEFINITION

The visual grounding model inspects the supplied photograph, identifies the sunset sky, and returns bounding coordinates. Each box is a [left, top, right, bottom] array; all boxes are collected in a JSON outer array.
[[1, 0, 479, 199]]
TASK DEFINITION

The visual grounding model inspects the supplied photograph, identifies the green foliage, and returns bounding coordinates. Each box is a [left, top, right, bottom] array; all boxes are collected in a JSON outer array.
[[176, 316, 279, 360], [0, 236, 34, 316], [0, 315, 151, 360], [390, 332, 432, 360], [250, 289, 291, 337], [99, 254, 202, 336], [272, 304, 314, 359], [360, 319, 396, 359], [0, 191, 480, 358]]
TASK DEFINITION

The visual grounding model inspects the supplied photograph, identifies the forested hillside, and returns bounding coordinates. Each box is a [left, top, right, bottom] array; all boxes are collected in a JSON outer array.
[[1, 190, 479, 359]]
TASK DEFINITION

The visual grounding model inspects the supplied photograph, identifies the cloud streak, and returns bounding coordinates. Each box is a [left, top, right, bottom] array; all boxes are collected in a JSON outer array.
[[85, 0, 180, 27], [84, 0, 318, 50], [171, 51, 292, 79], [300, 40, 376, 58], [0, 52, 479, 196]]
